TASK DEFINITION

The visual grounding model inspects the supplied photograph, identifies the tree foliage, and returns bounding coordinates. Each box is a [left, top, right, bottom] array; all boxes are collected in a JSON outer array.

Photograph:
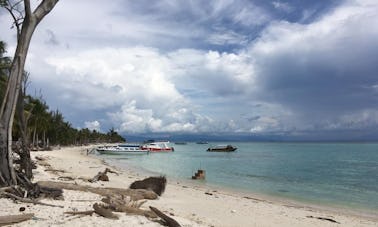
[[18, 96, 126, 148]]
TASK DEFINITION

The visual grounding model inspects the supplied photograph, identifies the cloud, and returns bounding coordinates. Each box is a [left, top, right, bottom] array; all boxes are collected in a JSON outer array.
[[245, 0, 378, 130], [272, 1, 293, 13], [44, 29, 59, 46], [43, 45, 259, 133], [2, 0, 378, 139], [84, 120, 101, 131]]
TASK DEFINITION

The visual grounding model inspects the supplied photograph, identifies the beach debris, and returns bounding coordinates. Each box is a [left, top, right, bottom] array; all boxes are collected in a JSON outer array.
[[93, 203, 119, 219], [57, 176, 76, 181], [89, 168, 119, 183], [64, 210, 95, 216], [129, 176, 167, 196], [150, 206, 181, 227], [44, 167, 66, 174], [192, 169, 205, 180], [90, 170, 109, 182], [306, 215, 340, 224], [101, 195, 157, 218], [65, 195, 157, 219], [0, 213, 34, 226], [205, 192, 213, 196], [0, 191, 63, 208], [37, 181, 158, 200], [243, 196, 266, 202]]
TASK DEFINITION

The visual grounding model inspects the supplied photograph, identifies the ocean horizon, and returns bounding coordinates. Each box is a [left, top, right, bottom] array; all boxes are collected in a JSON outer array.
[[100, 141, 378, 213]]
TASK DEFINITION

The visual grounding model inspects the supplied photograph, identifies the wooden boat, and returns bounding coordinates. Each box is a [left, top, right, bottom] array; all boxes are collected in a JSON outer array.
[[97, 144, 149, 155], [207, 144, 237, 152]]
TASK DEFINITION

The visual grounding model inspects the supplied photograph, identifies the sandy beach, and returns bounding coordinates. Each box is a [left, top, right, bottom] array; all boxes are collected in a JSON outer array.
[[1, 145, 377, 227]]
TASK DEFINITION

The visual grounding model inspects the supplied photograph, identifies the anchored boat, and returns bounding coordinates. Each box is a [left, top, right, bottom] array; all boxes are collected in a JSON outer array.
[[141, 141, 174, 152], [97, 144, 149, 155], [207, 144, 237, 152]]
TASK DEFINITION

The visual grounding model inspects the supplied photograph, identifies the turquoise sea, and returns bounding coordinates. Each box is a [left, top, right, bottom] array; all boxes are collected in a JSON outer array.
[[100, 142, 378, 212]]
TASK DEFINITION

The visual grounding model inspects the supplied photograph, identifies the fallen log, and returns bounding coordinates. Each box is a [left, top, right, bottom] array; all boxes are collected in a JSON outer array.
[[150, 206, 181, 227], [0, 192, 63, 208], [0, 213, 34, 226], [37, 181, 158, 200]]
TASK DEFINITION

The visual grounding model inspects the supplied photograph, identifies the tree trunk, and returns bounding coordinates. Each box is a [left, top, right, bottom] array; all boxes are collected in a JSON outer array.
[[0, 125, 14, 185], [36, 133, 39, 150], [32, 125, 36, 148], [42, 130, 45, 149], [0, 0, 59, 187], [16, 89, 32, 179]]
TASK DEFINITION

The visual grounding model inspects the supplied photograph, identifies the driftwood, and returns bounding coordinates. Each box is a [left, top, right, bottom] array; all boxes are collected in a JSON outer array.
[[150, 206, 181, 227], [306, 215, 340, 224], [102, 195, 157, 218], [0, 213, 34, 226], [44, 167, 66, 174], [0, 191, 63, 208], [89, 168, 118, 183], [64, 210, 94, 216], [37, 181, 158, 201], [64, 194, 158, 220], [130, 176, 167, 196], [0, 172, 63, 208], [58, 176, 76, 181], [93, 203, 119, 219]]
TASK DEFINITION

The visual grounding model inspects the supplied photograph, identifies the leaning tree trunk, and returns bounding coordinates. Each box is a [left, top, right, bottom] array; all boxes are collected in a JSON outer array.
[[0, 0, 59, 187]]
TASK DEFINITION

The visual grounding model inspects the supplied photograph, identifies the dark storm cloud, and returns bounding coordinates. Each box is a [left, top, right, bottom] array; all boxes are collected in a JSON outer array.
[[242, 1, 378, 133], [253, 27, 378, 117]]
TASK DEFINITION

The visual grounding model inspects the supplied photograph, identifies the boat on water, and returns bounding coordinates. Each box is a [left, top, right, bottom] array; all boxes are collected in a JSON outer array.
[[207, 144, 237, 152], [141, 141, 174, 152], [97, 144, 149, 155], [196, 141, 208, 144]]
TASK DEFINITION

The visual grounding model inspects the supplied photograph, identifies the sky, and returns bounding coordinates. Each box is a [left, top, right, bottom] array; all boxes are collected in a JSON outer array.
[[1, 0, 378, 141]]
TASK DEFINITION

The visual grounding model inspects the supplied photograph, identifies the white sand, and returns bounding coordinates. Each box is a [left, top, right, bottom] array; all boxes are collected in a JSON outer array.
[[1, 145, 377, 227]]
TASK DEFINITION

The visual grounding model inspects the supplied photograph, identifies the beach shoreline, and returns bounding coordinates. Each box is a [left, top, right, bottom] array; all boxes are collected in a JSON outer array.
[[1, 145, 376, 227], [106, 152, 378, 221]]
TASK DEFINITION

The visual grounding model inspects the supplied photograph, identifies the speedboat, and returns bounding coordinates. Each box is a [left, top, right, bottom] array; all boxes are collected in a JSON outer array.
[[207, 144, 237, 152], [97, 144, 149, 155], [141, 141, 174, 152]]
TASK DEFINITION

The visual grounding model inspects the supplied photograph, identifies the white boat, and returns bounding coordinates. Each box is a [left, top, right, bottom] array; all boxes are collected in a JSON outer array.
[[97, 144, 149, 155], [141, 141, 174, 152]]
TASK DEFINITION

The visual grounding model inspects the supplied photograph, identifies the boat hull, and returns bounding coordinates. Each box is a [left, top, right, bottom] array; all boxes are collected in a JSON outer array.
[[142, 147, 174, 152], [97, 149, 148, 155], [96, 144, 149, 155], [207, 145, 237, 152], [141, 141, 175, 152], [207, 148, 237, 152]]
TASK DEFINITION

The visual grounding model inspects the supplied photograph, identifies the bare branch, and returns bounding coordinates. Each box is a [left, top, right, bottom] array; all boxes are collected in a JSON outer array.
[[3, 4, 22, 38], [23, 0, 31, 17]]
